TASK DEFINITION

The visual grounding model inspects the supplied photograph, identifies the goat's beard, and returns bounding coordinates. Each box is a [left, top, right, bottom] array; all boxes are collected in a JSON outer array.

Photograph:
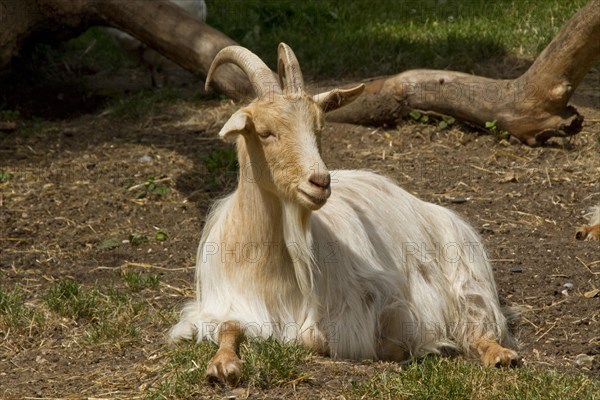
[[282, 201, 319, 298]]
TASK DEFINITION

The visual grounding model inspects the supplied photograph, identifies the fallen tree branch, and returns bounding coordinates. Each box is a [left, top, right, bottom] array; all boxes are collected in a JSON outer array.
[[327, 0, 600, 145], [1, 0, 598, 145]]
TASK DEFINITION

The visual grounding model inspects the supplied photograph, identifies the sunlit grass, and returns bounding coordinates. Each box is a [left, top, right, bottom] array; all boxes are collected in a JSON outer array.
[[0, 286, 44, 332], [41, 276, 166, 347], [208, 0, 586, 79], [347, 356, 600, 400], [148, 338, 312, 399]]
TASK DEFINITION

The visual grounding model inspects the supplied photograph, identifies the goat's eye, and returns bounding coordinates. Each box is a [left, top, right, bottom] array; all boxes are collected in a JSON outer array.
[[258, 131, 274, 139]]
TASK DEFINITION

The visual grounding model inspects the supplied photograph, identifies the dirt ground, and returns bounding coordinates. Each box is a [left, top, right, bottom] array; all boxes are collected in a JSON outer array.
[[1, 61, 599, 398]]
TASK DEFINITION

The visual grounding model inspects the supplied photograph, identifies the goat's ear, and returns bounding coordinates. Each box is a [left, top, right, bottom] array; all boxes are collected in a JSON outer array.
[[219, 109, 253, 142], [313, 84, 365, 113]]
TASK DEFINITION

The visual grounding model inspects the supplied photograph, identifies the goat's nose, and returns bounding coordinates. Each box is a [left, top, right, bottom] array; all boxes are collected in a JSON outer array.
[[309, 172, 331, 189]]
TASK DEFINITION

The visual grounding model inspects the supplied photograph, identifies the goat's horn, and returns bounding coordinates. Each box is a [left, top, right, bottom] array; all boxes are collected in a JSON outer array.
[[277, 43, 304, 92], [205, 46, 281, 97]]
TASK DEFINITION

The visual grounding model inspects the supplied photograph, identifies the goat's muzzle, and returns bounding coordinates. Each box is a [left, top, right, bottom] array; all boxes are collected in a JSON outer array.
[[298, 171, 331, 210]]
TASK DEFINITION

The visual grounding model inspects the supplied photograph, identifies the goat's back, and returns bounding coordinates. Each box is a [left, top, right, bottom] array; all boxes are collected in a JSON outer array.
[[310, 170, 508, 358]]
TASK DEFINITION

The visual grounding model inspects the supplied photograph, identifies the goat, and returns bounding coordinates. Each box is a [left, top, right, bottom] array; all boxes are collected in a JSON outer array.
[[169, 43, 519, 385], [576, 205, 600, 241]]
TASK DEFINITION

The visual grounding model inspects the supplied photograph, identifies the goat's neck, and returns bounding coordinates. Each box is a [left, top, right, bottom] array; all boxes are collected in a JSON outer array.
[[232, 140, 316, 299], [231, 144, 284, 244]]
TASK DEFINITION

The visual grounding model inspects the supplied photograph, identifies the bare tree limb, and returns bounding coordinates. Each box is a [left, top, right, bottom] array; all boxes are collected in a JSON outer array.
[[328, 0, 600, 145], [1, 0, 598, 145]]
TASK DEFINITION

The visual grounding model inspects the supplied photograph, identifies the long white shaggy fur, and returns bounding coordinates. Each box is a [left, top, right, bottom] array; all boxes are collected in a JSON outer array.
[[170, 159, 513, 360]]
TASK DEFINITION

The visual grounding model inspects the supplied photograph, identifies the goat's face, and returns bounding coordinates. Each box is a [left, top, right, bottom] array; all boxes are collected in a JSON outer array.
[[221, 95, 329, 210], [218, 86, 364, 210], [255, 95, 329, 210], [207, 44, 364, 210]]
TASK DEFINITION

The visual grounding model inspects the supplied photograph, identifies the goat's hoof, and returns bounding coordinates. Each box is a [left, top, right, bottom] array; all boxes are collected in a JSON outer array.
[[483, 346, 520, 368], [206, 349, 242, 386]]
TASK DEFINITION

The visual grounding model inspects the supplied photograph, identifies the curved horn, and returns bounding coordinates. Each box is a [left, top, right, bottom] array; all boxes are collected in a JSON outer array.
[[205, 46, 281, 97], [277, 43, 304, 92]]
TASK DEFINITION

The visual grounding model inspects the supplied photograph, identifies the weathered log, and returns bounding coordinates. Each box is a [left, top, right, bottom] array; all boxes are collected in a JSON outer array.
[[0, 0, 253, 97], [1, 0, 598, 145], [328, 0, 600, 145]]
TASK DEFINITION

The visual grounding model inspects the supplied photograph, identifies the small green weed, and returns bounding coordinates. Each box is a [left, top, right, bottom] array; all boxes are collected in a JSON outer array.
[[126, 176, 171, 199], [409, 111, 455, 130], [120, 270, 161, 292], [485, 120, 511, 140], [144, 176, 170, 197], [409, 110, 430, 124], [129, 233, 149, 246], [0, 170, 14, 183], [438, 115, 456, 130], [155, 230, 169, 241], [203, 148, 238, 173]]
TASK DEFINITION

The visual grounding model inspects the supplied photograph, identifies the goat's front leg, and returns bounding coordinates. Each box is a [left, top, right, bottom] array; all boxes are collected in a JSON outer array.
[[472, 336, 519, 368], [576, 224, 600, 241], [206, 321, 243, 385]]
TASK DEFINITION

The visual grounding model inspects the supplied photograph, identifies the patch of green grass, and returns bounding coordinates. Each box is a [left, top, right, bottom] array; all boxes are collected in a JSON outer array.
[[143, 176, 171, 198], [120, 270, 161, 292], [128, 233, 149, 246], [84, 294, 144, 344], [104, 88, 181, 119], [85, 317, 139, 344], [347, 356, 600, 400], [0, 286, 43, 331], [149, 341, 217, 400], [85, 282, 150, 348], [44, 279, 98, 320], [149, 338, 312, 398], [43, 279, 162, 346], [485, 119, 511, 141], [208, 0, 587, 79], [240, 337, 312, 388], [202, 148, 239, 191]]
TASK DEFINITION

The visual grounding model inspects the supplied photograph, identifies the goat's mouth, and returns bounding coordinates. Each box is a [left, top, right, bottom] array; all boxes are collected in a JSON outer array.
[[297, 187, 330, 209]]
